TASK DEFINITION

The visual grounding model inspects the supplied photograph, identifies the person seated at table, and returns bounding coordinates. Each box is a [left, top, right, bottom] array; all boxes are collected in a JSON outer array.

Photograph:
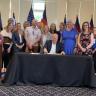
[[76, 22, 94, 55], [12, 23, 25, 53], [43, 33, 65, 54]]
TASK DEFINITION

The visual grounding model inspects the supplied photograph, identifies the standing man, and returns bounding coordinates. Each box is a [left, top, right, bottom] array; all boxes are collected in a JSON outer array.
[[25, 19, 41, 53]]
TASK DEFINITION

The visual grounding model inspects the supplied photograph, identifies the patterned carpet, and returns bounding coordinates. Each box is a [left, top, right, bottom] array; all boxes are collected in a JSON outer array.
[[0, 85, 95, 96]]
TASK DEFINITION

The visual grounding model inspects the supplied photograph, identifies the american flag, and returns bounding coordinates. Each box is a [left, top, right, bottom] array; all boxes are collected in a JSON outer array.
[[13, 12, 16, 25], [27, 5, 34, 25]]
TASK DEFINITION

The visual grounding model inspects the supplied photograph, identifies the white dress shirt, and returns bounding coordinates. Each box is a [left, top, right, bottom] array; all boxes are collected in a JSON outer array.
[[1, 29, 12, 39], [25, 26, 41, 45], [19, 33, 22, 43], [49, 43, 56, 54]]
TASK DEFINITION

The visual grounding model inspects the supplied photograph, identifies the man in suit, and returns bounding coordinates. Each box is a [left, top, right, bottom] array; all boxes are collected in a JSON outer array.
[[43, 33, 65, 54]]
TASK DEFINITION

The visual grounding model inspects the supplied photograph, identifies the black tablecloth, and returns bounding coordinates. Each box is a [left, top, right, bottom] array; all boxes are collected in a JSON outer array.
[[2, 53, 93, 86]]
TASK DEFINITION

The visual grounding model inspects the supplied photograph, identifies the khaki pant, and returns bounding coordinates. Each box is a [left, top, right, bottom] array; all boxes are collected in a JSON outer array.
[[26, 45, 40, 53]]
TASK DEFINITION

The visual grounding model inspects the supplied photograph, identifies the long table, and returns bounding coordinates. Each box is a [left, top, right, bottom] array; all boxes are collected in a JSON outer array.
[[2, 53, 94, 87]]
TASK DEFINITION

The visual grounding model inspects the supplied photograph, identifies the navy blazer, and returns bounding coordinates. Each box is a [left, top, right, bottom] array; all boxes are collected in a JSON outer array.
[[12, 32, 25, 45], [44, 40, 63, 53]]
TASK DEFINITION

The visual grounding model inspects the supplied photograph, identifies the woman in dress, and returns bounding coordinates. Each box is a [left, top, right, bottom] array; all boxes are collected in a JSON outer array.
[[62, 20, 78, 55], [77, 22, 94, 55]]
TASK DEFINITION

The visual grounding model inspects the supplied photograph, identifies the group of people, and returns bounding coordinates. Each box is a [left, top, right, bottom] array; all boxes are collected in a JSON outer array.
[[0, 18, 96, 74]]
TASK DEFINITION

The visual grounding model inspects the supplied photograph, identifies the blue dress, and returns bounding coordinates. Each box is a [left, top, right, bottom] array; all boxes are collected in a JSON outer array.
[[92, 39, 96, 49], [62, 28, 77, 55]]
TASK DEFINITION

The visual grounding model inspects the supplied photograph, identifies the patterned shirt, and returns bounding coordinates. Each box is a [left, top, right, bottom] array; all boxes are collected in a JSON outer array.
[[25, 26, 41, 46]]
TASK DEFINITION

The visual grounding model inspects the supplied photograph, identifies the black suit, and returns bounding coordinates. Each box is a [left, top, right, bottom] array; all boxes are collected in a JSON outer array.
[[44, 40, 63, 53], [12, 32, 25, 53]]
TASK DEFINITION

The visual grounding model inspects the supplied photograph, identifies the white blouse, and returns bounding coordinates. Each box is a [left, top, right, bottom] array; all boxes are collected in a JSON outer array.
[[1, 29, 12, 39]]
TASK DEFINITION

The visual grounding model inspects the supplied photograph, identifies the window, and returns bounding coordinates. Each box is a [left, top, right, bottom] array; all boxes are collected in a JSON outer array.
[[32, 1, 45, 21]]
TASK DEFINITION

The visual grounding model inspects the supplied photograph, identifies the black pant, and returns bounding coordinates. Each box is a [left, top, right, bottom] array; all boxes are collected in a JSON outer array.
[[93, 51, 96, 72], [2, 44, 12, 68]]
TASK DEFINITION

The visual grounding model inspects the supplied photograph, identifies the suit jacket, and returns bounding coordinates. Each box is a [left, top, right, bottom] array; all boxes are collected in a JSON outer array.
[[44, 40, 63, 53], [12, 32, 25, 45]]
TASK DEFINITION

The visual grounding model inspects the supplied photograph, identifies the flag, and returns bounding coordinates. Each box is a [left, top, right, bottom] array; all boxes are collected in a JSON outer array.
[[90, 16, 94, 31], [13, 12, 15, 19], [0, 12, 3, 31], [12, 12, 16, 25], [41, 5, 48, 26], [27, 5, 34, 25], [75, 16, 81, 32], [64, 14, 66, 25]]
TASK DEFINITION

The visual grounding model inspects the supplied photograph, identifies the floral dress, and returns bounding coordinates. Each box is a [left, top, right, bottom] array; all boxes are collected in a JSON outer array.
[[76, 32, 92, 55]]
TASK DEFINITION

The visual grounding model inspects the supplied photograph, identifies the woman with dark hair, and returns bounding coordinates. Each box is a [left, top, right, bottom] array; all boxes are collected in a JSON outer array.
[[76, 22, 94, 55], [49, 23, 60, 41], [49, 23, 57, 34]]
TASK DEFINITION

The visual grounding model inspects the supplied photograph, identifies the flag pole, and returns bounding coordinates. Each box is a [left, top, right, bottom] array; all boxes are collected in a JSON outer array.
[[65, 0, 67, 18], [78, 1, 81, 24], [93, 0, 95, 22], [9, 0, 12, 18], [18, 0, 20, 22], [31, 0, 33, 6]]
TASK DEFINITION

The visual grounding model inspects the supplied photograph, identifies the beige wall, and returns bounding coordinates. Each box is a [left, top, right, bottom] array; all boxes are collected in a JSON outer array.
[[0, 0, 96, 29]]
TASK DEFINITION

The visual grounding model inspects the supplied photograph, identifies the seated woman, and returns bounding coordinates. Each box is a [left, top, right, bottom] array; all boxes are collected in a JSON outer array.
[[12, 23, 25, 53], [76, 22, 94, 55]]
